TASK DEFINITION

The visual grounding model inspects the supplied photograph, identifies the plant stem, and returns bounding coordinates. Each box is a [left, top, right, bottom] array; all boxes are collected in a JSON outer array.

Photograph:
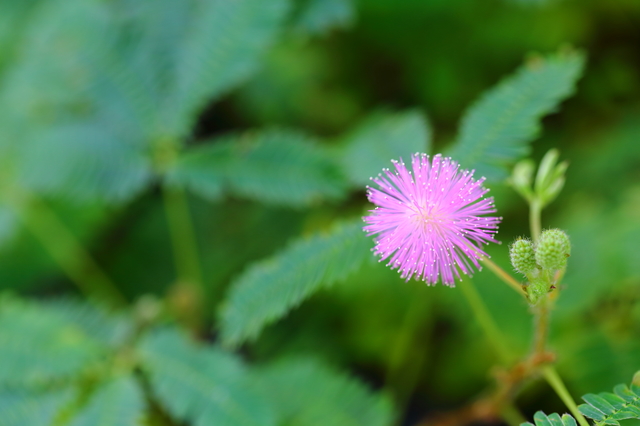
[[18, 196, 126, 308], [480, 256, 527, 297], [541, 365, 589, 426], [162, 185, 203, 291], [458, 277, 513, 365], [530, 199, 542, 243], [533, 295, 550, 356]]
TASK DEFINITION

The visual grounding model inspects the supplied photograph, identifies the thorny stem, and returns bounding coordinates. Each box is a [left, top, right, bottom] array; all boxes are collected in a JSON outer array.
[[14, 195, 126, 308], [458, 277, 513, 365], [542, 365, 590, 426], [480, 256, 527, 297]]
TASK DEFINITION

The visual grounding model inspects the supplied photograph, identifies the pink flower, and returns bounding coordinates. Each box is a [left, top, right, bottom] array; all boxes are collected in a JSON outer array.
[[363, 153, 501, 285]]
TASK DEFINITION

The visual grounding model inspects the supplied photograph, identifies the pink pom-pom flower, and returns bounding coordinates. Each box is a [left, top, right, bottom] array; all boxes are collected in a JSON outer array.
[[363, 153, 501, 286]]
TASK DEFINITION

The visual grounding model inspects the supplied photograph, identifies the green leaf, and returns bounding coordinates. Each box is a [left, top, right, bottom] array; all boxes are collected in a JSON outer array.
[[533, 411, 554, 426], [68, 375, 145, 426], [446, 49, 585, 180], [599, 392, 628, 410], [139, 329, 275, 426], [0, 0, 153, 204], [522, 413, 579, 426], [0, 297, 107, 387], [42, 298, 133, 349], [219, 218, 371, 347], [578, 404, 606, 421], [583, 393, 616, 415], [610, 410, 640, 421], [292, 0, 355, 36], [167, 129, 347, 206], [16, 124, 152, 203], [339, 110, 431, 188], [614, 384, 637, 403], [256, 357, 395, 426], [561, 414, 577, 426], [160, 0, 291, 137], [0, 389, 73, 426], [547, 413, 565, 426]]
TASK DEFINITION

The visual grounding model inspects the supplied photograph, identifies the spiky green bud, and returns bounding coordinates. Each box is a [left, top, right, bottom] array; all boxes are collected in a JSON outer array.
[[535, 229, 570, 270], [510, 238, 537, 275]]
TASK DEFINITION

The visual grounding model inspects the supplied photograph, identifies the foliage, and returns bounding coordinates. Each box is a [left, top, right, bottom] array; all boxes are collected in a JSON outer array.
[[256, 357, 395, 426], [522, 378, 640, 426], [446, 50, 585, 180], [219, 218, 371, 347], [167, 129, 347, 206], [0, 0, 638, 425], [0, 297, 392, 426]]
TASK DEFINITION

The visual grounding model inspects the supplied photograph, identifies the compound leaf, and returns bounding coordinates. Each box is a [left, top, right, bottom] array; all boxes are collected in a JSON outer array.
[[0, 297, 107, 387], [219, 218, 370, 347], [0, 389, 73, 426], [447, 49, 585, 180], [67, 375, 145, 426], [257, 357, 395, 426], [140, 328, 275, 426], [167, 129, 347, 206]]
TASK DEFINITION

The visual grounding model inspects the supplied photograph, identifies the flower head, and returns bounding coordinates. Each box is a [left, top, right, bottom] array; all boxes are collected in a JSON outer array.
[[363, 153, 501, 286]]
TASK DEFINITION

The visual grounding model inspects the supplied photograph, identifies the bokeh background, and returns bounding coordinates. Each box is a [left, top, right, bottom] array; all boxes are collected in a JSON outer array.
[[0, 0, 639, 425]]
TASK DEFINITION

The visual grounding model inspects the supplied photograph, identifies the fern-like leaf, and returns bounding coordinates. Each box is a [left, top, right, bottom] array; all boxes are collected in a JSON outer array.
[[219, 218, 370, 347], [256, 357, 395, 426], [160, 0, 290, 137], [167, 129, 347, 206], [521, 411, 577, 426], [139, 328, 275, 426], [339, 110, 431, 188], [446, 49, 585, 180], [1, 0, 153, 204], [0, 389, 73, 426], [522, 377, 640, 426], [67, 375, 145, 426], [41, 298, 133, 349], [578, 383, 640, 425], [0, 297, 108, 387], [16, 124, 153, 203]]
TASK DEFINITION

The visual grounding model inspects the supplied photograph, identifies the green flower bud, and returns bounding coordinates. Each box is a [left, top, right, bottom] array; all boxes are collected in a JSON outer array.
[[535, 229, 571, 271], [510, 238, 537, 275]]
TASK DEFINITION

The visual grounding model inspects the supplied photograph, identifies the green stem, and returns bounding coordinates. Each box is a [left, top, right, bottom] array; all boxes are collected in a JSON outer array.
[[541, 365, 589, 426], [18, 197, 126, 307], [530, 199, 542, 243], [162, 185, 203, 290], [458, 277, 512, 365], [533, 295, 550, 356], [480, 256, 527, 297]]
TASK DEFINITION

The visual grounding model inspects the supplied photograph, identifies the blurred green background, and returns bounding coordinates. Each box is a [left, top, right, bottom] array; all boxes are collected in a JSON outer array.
[[0, 0, 639, 425]]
